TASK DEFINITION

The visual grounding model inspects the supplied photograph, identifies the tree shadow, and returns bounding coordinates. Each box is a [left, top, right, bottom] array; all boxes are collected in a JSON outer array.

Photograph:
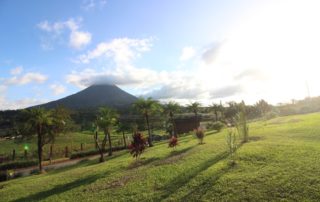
[[127, 157, 161, 169], [159, 151, 229, 200], [13, 173, 104, 202]]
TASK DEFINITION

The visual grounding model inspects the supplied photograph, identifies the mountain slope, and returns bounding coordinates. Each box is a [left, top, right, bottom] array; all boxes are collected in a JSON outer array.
[[36, 84, 138, 110]]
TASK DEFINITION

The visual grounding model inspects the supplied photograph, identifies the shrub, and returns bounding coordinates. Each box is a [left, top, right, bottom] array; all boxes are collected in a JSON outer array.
[[226, 129, 237, 166], [195, 128, 205, 144], [128, 132, 147, 159], [168, 136, 178, 149], [207, 121, 225, 132], [0, 160, 38, 171]]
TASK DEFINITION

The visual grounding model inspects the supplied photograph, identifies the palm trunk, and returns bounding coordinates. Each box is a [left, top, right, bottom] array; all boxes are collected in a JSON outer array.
[[107, 129, 112, 156], [145, 113, 153, 147], [37, 125, 43, 173], [95, 137, 105, 162], [170, 113, 177, 137]]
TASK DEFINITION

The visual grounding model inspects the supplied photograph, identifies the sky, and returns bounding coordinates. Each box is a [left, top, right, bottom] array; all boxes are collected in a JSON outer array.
[[1, 0, 320, 110]]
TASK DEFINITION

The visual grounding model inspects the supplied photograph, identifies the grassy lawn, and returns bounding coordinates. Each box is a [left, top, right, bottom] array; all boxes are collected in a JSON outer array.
[[1, 112, 320, 201]]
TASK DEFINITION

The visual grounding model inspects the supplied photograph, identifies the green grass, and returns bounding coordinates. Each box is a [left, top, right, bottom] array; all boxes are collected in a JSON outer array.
[[1, 112, 320, 201]]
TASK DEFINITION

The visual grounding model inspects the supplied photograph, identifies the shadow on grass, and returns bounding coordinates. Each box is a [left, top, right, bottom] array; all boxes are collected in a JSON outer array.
[[206, 130, 219, 136], [180, 163, 234, 201], [159, 151, 229, 200], [13, 174, 103, 202], [127, 157, 161, 169]]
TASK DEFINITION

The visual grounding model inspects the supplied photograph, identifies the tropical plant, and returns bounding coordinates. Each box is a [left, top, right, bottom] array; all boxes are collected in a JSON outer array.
[[195, 127, 205, 144], [163, 101, 180, 137], [22, 108, 54, 173], [168, 136, 178, 149], [116, 121, 131, 148], [128, 132, 147, 159], [210, 103, 224, 121], [235, 101, 249, 143], [187, 102, 201, 118], [133, 97, 161, 147], [226, 129, 237, 165], [96, 107, 118, 161]]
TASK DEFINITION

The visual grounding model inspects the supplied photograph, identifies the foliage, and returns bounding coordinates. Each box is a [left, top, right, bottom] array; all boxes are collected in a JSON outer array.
[[128, 132, 147, 159], [168, 136, 178, 149], [235, 101, 249, 143], [187, 102, 201, 117], [207, 121, 225, 132], [195, 128, 205, 144], [96, 107, 119, 161]]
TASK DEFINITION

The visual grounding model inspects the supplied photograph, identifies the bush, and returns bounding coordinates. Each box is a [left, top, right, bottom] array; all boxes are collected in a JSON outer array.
[[207, 121, 225, 132], [195, 128, 205, 144], [168, 136, 178, 149], [128, 132, 147, 159], [0, 160, 38, 171]]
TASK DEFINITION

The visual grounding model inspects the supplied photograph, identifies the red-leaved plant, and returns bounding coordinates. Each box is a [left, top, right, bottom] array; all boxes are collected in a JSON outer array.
[[168, 136, 178, 149], [195, 128, 205, 144], [128, 132, 147, 159]]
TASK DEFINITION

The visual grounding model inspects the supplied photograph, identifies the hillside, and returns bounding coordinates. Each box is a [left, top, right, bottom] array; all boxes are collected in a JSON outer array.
[[1, 113, 320, 201], [34, 84, 138, 110]]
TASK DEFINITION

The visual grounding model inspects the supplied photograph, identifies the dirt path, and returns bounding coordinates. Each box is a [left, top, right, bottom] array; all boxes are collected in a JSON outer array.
[[13, 153, 104, 177]]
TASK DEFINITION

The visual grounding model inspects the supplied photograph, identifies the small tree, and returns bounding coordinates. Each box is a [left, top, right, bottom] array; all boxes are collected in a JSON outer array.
[[22, 108, 55, 173], [226, 129, 237, 165], [96, 107, 118, 161], [133, 97, 161, 147], [128, 132, 147, 160], [163, 101, 180, 137], [116, 121, 131, 148], [235, 101, 249, 143], [195, 127, 205, 144], [168, 136, 178, 149]]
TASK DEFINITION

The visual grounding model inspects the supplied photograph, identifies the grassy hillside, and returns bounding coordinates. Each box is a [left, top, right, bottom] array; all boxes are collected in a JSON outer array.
[[1, 113, 320, 201]]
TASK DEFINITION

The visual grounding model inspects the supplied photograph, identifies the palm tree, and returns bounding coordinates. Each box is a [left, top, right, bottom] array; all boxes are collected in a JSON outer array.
[[49, 106, 71, 162], [163, 101, 180, 137], [96, 107, 118, 159], [116, 121, 131, 148], [187, 102, 201, 118], [133, 97, 160, 147], [210, 103, 224, 122], [24, 108, 53, 173]]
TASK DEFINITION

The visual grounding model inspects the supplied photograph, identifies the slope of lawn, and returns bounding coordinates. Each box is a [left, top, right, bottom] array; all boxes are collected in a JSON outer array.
[[1, 112, 320, 201]]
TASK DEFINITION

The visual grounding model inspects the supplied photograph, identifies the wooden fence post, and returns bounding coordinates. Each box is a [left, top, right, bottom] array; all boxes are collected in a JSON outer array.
[[12, 149, 16, 161]]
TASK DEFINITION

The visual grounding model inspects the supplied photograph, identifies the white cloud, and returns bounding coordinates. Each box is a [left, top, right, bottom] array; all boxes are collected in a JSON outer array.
[[37, 18, 91, 50], [10, 66, 23, 75], [77, 37, 153, 64], [69, 31, 92, 49], [50, 84, 66, 95], [0, 97, 46, 110], [179, 46, 195, 61], [81, 0, 107, 11], [5, 72, 48, 86]]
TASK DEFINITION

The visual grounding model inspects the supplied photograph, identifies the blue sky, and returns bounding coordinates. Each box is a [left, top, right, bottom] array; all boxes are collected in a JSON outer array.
[[1, 0, 320, 109]]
